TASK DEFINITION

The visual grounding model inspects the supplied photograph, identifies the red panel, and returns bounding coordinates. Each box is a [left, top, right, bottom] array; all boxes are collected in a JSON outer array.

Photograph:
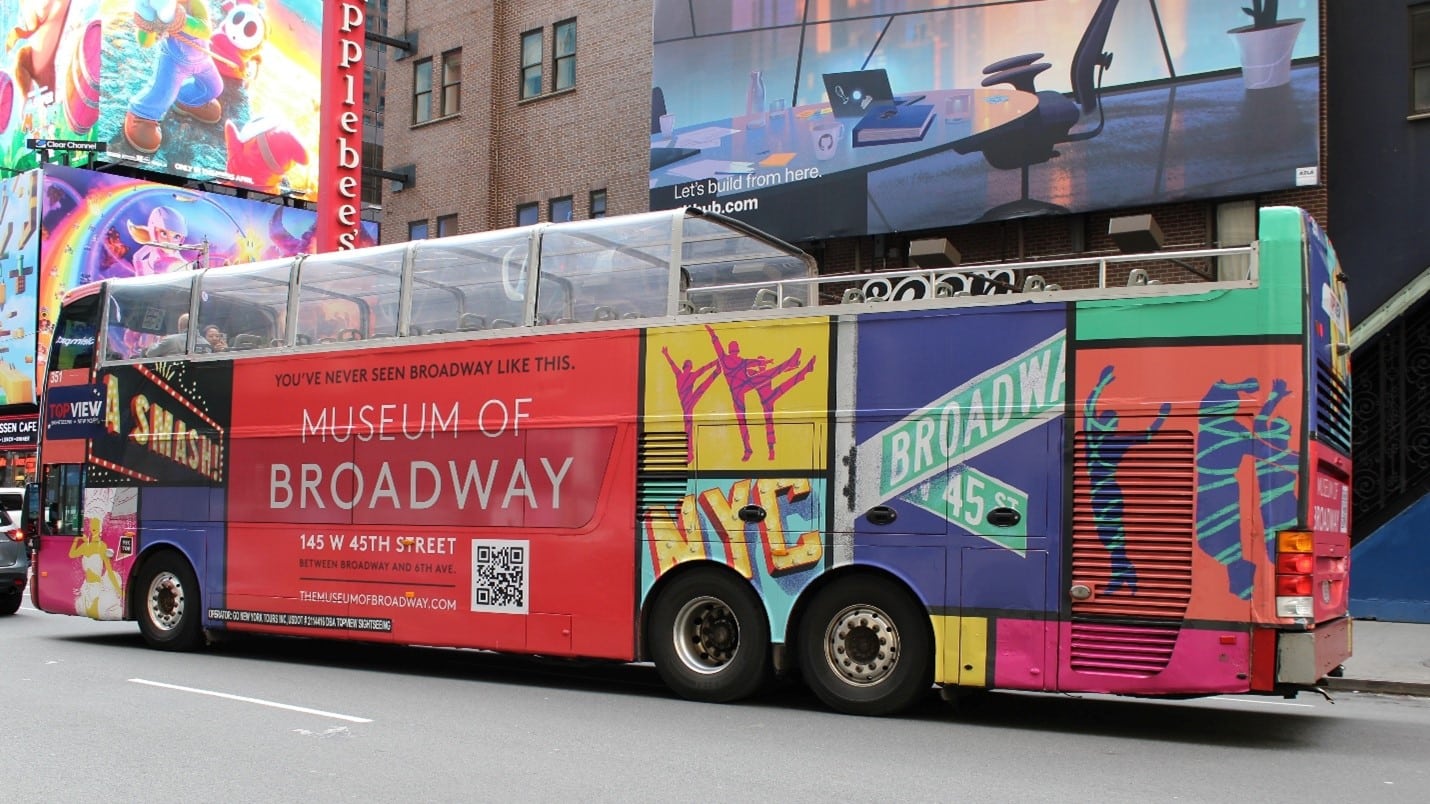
[[1249, 626, 1277, 691], [225, 332, 641, 657]]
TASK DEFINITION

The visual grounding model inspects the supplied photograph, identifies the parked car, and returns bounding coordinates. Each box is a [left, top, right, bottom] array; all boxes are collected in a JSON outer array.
[[0, 507, 25, 616], [0, 487, 22, 523]]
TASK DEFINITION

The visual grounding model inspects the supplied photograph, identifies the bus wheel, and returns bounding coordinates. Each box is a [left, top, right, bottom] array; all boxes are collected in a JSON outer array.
[[798, 577, 932, 716], [135, 551, 204, 651], [649, 569, 770, 703]]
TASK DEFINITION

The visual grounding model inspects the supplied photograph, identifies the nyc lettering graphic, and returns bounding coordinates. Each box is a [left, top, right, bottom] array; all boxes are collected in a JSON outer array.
[[645, 478, 824, 579]]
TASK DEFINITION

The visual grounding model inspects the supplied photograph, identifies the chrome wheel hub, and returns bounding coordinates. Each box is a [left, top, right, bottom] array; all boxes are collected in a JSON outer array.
[[672, 595, 740, 674], [823, 604, 899, 686]]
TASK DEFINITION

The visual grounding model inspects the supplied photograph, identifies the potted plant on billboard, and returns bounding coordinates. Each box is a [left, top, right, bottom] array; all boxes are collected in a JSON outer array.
[[1228, 0, 1305, 90]]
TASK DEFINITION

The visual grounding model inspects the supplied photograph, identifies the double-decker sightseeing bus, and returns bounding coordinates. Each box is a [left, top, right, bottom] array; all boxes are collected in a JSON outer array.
[[28, 205, 1351, 715]]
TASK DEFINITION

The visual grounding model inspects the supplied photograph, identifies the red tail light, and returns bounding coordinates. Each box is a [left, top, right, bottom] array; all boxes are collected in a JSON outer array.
[[1276, 553, 1314, 575], [1276, 574, 1311, 596]]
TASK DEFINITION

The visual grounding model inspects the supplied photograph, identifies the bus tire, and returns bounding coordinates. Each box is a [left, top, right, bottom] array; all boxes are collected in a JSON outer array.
[[135, 551, 204, 651], [798, 576, 932, 716], [649, 569, 770, 703]]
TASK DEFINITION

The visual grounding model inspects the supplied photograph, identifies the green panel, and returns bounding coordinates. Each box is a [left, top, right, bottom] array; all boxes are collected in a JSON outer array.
[[1075, 207, 1307, 341]]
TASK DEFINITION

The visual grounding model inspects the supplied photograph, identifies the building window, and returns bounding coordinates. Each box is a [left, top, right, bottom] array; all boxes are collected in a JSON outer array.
[[437, 214, 458, 238], [554, 19, 577, 91], [413, 58, 433, 123], [442, 49, 462, 115], [1415, 5, 1430, 114], [550, 196, 573, 223], [521, 30, 543, 99], [409, 220, 429, 240], [589, 189, 607, 218], [517, 203, 539, 226]]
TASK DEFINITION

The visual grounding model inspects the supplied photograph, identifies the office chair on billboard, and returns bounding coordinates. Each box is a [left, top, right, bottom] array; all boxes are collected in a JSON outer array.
[[955, 0, 1119, 220]]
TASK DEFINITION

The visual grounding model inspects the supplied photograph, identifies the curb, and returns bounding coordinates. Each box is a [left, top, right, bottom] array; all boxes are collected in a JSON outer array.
[[1325, 677, 1430, 698]]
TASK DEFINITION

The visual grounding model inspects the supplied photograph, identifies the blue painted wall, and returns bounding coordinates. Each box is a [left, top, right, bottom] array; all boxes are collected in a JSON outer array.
[[1350, 493, 1430, 623]]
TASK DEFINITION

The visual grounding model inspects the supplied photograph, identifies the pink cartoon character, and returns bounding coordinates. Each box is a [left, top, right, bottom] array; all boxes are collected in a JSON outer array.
[[209, 1, 265, 86], [125, 206, 191, 275], [224, 117, 308, 193]]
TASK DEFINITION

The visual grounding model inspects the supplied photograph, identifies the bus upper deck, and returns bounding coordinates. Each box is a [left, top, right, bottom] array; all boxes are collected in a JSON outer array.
[[60, 207, 1261, 368]]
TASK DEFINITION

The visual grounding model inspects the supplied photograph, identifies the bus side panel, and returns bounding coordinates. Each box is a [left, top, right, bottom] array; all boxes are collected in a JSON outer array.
[[223, 332, 641, 659], [639, 320, 833, 643], [841, 305, 1069, 687]]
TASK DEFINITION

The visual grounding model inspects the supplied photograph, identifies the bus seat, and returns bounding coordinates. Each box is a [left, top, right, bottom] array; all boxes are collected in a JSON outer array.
[[752, 288, 779, 309], [491, 319, 517, 328], [781, 296, 804, 308], [1127, 268, 1149, 286], [1022, 275, 1046, 292], [405, 325, 423, 336], [842, 288, 865, 304], [1044, 283, 1062, 292], [679, 301, 695, 315], [698, 306, 717, 314], [934, 281, 956, 297], [427, 328, 449, 335], [231, 334, 265, 350], [593, 306, 617, 321], [296, 334, 313, 345], [621, 311, 642, 320], [458, 314, 486, 331]]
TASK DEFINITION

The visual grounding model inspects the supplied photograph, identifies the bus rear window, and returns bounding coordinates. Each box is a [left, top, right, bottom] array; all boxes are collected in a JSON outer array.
[[49, 295, 99, 371]]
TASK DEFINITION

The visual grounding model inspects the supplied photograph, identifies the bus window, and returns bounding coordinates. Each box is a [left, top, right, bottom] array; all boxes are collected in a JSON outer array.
[[298, 244, 407, 341], [106, 273, 197, 360], [409, 231, 532, 332], [538, 214, 673, 323], [196, 259, 295, 350], [681, 215, 814, 311], [48, 293, 99, 371], [42, 465, 83, 535]]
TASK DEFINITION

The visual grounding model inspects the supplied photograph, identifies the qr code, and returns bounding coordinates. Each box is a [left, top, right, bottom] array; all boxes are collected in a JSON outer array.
[[471, 540, 529, 614]]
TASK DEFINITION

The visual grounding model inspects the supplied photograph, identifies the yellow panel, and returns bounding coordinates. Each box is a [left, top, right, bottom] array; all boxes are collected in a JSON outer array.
[[930, 614, 953, 683], [958, 616, 989, 687]]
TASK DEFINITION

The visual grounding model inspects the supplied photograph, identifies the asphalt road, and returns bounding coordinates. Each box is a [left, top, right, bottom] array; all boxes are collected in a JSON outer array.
[[5, 602, 1428, 803]]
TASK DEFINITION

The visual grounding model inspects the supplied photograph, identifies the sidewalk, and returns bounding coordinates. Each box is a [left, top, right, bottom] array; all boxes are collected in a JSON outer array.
[[1325, 619, 1430, 697]]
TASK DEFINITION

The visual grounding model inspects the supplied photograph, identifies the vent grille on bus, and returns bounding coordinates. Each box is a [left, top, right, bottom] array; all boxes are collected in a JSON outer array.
[[1069, 430, 1195, 676], [637, 431, 690, 522], [1067, 622, 1182, 676], [1315, 359, 1352, 455]]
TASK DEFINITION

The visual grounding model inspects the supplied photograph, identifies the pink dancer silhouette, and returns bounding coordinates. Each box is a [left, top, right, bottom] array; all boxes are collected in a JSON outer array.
[[662, 345, 722, 462], [706, 325, 817, 461]]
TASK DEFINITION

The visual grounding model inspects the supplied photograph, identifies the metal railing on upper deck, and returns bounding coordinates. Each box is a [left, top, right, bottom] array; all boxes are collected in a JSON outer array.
[[679, 243, 1260, 314]]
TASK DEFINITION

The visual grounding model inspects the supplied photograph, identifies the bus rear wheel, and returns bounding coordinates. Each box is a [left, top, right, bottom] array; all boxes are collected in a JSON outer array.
[[135, 551, 204, 651], [798, 577, 932, 716], [649, 569, 770, 703]]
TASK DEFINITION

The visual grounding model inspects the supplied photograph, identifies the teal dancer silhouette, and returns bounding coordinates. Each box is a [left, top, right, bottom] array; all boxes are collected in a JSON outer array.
[[1085, 366, 1171, 594], [1195, 378, 1297, 600]]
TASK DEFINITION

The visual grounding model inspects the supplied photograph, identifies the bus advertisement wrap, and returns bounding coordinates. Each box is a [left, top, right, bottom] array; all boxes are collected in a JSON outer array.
[[90, 360, 231, 486], [221, 333, 640, 649], [0, 170, 40, 405], [650, 0, 1323, 241]]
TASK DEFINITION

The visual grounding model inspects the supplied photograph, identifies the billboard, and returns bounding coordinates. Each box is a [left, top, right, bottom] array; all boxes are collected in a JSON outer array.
[[0, 0, 104, 172], [650, 0, 1322, 241], [0, 170, 40, 405], [0, 0, 322, 199], [34, 162, 377, 392]]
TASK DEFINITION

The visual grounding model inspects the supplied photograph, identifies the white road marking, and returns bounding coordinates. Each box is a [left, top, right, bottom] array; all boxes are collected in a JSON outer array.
[[1209, 695, 1316, 708], [129, 678, 373, 723]]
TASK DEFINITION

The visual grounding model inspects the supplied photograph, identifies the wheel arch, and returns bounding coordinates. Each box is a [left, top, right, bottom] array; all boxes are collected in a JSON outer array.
[[126, 541, 202, 622], [637, 560, 761, 662]]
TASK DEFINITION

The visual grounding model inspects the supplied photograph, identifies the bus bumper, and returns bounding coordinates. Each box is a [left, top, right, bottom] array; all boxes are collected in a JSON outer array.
[[1277, 616, 1352, 686]]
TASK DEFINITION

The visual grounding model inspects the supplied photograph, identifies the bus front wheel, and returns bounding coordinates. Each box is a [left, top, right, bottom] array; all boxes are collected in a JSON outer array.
[[649, 569, 770, 703], [135, 551, 204, 651], [798, 577, 932, 716]]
